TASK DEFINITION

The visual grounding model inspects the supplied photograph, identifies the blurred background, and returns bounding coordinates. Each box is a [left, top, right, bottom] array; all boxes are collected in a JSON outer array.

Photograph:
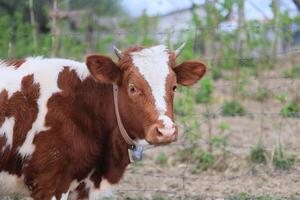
[[1, 0, 300, 199]]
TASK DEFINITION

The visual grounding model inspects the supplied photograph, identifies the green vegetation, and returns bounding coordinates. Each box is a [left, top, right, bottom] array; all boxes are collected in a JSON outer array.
[[210, 136, 228, 148], [193, 150, 215, 171], [222, 100, 246, 116], [218, 121, 230, 133], [196, 78, 214, 104], [155, 152, 168, 166], [211, 65, 222, 80], [282, 65, 300, 78], [250, 144, 267, 164], [280, 102, 300, 118], [177, 145, 215, 172], [254, 88, 271, 102], [228, 193, 283, 200], [272, 146, 295, 170]]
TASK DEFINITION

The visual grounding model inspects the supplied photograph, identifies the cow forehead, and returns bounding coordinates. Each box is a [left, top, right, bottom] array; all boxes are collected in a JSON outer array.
[[130, 45, 170, 114]]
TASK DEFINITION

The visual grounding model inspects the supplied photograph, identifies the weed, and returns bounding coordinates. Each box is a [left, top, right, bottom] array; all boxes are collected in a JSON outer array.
[[250, 144, 267, 164], [222, 101, 246, 116], [193, 150, 215, 171], [254, 88, 271, 102], [282, 65, 300, 78], [275, 93, 288, 104], [272, 146, 295, 170], [280, 102, 300, 118], [218, 121, 231, 133], [177, 145, 215, 172], [228, 193, 282, 200], [152, 195, 170, 200], [155, 152, 168, 166], [210, 136, 228, 148]]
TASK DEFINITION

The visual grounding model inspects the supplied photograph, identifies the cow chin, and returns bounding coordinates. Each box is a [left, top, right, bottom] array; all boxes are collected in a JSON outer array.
[[144, 123, 178, 145]]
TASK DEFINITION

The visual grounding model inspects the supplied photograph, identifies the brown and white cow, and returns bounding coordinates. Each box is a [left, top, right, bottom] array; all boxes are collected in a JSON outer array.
[[0, 44, 206, 200]]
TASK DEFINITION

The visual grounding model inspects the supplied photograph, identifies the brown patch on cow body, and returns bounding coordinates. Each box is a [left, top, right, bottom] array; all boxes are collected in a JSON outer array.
[[0, 74, 40, 177], [3, 59, 26, 68]]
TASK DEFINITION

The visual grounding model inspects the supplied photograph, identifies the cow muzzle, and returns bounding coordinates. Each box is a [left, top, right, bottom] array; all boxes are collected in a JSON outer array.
[[145, 123, 178, 145]]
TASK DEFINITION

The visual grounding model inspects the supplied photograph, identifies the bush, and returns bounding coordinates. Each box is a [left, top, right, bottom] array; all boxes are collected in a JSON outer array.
[[222, 101, 246, 116], [250, 144, 267, 164], [280, 102, 300, 118], [195, 78, 214, 104], [272, 146, 295, 170]]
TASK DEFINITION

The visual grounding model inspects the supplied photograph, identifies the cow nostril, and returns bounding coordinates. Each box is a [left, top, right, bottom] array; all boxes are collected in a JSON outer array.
[[157, 127, 176, 137], [156, 128, 164, 136]]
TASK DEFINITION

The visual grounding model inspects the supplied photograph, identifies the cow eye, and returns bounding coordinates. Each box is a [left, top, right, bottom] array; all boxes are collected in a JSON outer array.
[[173, 85, 177, 92], [128, 84, 138, 94]]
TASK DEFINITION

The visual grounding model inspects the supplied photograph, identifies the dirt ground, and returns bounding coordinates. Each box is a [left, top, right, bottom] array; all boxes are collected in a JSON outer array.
[[113, 58, 300, 199]]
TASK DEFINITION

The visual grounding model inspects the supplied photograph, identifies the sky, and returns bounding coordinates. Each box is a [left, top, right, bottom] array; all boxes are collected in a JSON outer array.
[[122, 0, 298, 20]]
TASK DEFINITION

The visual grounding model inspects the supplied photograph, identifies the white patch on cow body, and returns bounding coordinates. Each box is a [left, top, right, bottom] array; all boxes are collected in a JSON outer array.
[[0, 57, 90, 157], [0, 117, 15, 151], [84, 174, 114, 200], [0, 172, 30, 197], [51, 179, 79, 200], [136, 139, 150, 145], [131, 45, 174, 128]]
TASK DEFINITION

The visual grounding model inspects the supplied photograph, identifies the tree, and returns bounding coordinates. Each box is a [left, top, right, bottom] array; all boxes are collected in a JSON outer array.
[[68, 0, 123, 16], [0, 0, 51, 33]]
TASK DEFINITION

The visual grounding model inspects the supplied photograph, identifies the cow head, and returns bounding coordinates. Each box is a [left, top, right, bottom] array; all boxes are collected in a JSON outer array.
[[86, 45, 206, 145]]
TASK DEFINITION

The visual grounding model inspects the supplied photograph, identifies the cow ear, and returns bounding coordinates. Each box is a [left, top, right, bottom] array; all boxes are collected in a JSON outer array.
[[86, 54, 121, 83], [174, 60, 207, 86]]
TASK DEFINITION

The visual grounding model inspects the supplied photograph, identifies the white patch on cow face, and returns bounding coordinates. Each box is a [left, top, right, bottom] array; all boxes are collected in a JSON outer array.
[[131, 45, 174, 128], [0, 117, 15, 151], [158, 115, 173, 129], [0, 57, 90, 157], [0, 172, 30, 197]]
